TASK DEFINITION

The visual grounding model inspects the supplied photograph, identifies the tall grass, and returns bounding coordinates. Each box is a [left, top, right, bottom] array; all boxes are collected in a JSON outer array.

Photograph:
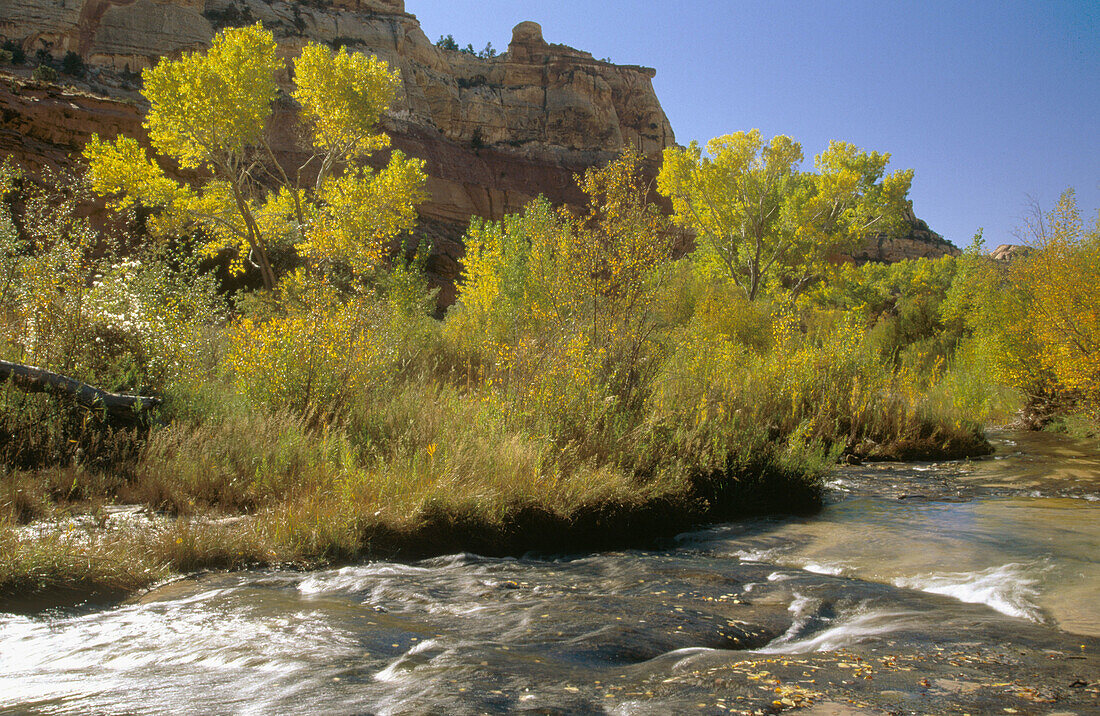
[[4, 243, 1007, 605], [0, 159, 1006, 606]]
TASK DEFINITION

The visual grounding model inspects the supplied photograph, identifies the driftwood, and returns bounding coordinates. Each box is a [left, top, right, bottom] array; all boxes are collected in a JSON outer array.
[[0, 359, 160, 420]]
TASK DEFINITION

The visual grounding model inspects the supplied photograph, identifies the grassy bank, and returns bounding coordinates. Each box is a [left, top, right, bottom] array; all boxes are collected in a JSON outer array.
[[0, 154, 1010, 610], [0, 444, 822, 610], [1, 377, 832, 608], [0, 295, 992, 609]]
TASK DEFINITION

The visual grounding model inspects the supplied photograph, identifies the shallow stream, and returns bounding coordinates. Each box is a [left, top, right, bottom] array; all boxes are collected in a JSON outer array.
[[2, 431, 1098, 714]]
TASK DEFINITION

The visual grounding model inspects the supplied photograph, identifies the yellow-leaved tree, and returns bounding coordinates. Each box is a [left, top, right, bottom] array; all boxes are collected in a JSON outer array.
[[84, 23, 426, 289], [448, 148, 673, 429], [84, 23, 431, 415], [657, 130, 912, 300], [457, 147, 671, 341], [957, 190, 1100, 420], [1022, 192, 1100, 407]]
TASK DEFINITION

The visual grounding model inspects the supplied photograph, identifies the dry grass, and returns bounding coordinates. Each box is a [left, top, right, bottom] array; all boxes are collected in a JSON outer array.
[[0, 522, 167, 605], [1, 309, 991, 609], [0, 383, 826, 609]]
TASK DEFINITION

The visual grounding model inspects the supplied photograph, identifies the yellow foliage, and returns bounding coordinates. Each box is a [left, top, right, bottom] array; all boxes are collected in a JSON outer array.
[[657, 130, 912, 301], [225, 274, 385, 413], [1, 161, 219, 389], [951, 191, 1099, 418], [1008, 192, 1100, 408], [143, 23, 281, 170], [452, 148, 671, 349], [84, 135, 187, 210], [446, 148, 675, 441], [293, 44, 399, 159], [84, 23, 426, 289], [302, 155, 427, 275]]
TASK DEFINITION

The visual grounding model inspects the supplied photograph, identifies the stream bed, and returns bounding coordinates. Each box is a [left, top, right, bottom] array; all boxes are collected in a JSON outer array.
[[2, 431, 1098, 714]]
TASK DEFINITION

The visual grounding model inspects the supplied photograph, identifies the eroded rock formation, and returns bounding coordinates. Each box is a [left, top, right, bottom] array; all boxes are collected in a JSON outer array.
[[989, 244, 1032, 261], [0, 0, 956, 301], [2, 0, 673, 172], [851, 208, 960, 263]]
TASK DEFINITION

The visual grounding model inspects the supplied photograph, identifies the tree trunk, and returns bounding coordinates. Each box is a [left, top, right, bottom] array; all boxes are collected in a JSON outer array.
[[0, 360, 160, 420]]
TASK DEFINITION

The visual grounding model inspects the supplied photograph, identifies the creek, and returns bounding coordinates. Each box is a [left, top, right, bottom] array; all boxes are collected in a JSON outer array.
[[2, 431, 1098, 714]]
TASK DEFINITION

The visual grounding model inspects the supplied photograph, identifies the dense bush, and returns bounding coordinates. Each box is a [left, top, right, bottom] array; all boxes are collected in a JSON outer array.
[[1, 40, 25, 65], [61, 51, 85, 77], [6, 23, 1064, 601], [31, 64, 57, 83], [946, 192, 1100, 427]]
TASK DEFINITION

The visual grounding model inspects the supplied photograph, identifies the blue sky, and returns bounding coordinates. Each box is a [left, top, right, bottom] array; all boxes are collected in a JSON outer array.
[[410, 0, 1099, 249]]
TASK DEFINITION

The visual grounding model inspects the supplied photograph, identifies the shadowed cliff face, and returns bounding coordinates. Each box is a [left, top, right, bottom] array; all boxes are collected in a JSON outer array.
[[0, 0, 955, 303]]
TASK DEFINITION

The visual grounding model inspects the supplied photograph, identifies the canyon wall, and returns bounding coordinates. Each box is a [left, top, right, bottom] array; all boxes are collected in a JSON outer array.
[[0, 0, 956, 300]]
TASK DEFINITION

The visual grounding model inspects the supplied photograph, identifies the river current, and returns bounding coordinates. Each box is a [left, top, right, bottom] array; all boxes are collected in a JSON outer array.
[[2, 431, 1098, 714]]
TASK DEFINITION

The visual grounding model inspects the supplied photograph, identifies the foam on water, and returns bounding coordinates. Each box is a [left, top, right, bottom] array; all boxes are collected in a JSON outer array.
[[298, 562, 432, 595], [0, 592, 360, 713], [894, 562, 1045, 622], [374, 639, 442, 682], [800, 562, 846, 576], [734, 548, 781, 563], [733, 547, 846, 578], [759, 594, 919, 654], [760, 610, 919, 654]]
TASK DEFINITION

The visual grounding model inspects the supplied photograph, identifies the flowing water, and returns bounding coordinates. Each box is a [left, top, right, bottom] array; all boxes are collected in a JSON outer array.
[[2, 431, 1098, 714]]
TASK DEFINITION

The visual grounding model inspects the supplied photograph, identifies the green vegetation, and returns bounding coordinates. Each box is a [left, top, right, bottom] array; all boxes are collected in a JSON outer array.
[[946, 193, 1100, 431], [1, 40, 26, 65], [61, 51, 85, 77], [31, 64, 57, 83], [436, 34, 497, 58], [658, 130, 913, 300], [3, 23, 1094, 608]]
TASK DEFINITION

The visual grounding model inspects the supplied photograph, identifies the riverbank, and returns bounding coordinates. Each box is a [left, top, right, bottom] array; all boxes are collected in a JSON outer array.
[[0, 426, 999, 613], [2, 319, 995, 613], [2, 457, 826, 611], [2, 430, 1097, 714], [1, 153, 1013, 612]]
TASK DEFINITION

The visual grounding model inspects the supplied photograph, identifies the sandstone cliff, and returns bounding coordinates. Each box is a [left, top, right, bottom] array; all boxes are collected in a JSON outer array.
[[1, 0, 956, 300], [2, 0, 680, 301], [852, 208, 960, 263]]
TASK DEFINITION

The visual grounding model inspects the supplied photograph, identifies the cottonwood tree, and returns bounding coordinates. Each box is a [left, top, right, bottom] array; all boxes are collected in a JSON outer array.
[[85, 23, 426, 290], [451, 148, 672, 420], [457, 148, 671, 346], [954, 190, 1100, 417], [1019, 191, 1100, 407], [657, 130, 913, 301]]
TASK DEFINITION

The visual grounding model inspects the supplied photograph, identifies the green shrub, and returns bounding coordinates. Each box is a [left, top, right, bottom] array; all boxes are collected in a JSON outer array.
[[61, 51, 84, 77], [1, 41, 24, 65], [32, 65, 57, 83]]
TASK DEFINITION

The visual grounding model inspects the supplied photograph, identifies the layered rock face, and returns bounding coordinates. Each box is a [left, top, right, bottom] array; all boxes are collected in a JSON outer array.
[[1, 0, 956, 300], [2, 0, 677, 300], [851, 208, 960, 263], [989, 244, 1031, 262]]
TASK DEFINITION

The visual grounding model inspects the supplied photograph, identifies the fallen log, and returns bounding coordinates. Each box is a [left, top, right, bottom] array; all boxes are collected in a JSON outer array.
[[0, 359, 160, 419]]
